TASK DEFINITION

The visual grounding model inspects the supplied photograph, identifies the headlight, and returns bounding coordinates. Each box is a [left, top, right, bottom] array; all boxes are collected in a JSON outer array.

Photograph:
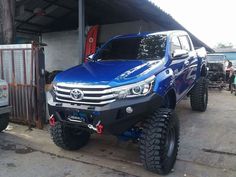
[[114, 75, 155, 99]]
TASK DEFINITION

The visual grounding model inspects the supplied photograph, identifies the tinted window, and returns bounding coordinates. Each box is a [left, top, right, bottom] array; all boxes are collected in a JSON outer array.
[[179, 36, 191, 51], [94, 35, 167, 60]]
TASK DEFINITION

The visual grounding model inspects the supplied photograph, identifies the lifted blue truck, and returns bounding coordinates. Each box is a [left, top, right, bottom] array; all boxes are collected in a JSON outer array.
[[47, 30, 208, 175]]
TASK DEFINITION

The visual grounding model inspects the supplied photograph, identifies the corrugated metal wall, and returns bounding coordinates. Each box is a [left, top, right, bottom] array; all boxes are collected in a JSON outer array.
[[0, 44, 45, 128]]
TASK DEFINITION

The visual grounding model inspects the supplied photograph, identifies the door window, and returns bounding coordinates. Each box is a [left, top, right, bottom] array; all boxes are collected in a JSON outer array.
[[171, 36, 181, 52], [179, 36, 191, 51]]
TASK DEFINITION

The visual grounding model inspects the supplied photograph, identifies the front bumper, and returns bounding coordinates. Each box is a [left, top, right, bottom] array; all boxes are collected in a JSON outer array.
[[47, 91, 163, 135]]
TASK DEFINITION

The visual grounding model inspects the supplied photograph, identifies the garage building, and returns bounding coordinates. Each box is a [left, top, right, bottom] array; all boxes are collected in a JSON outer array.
[[0, 0, 213, 127]]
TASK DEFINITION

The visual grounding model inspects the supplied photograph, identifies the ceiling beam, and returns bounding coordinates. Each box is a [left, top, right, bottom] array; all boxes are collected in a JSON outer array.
[[42, 0, 76, 11], [16, 0, 59, 29], [17, 27, 41, 34], [15, 19, 46, 28], [24, 9, 59, 20]]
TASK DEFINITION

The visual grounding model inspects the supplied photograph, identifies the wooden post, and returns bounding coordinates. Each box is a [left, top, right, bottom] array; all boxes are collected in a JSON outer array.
[[0, 0, 15, 44], [35, 46, 46, 129]]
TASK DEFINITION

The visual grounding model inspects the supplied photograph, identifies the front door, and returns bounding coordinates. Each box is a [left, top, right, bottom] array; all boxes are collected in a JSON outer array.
[[169, 35, 189, 100]]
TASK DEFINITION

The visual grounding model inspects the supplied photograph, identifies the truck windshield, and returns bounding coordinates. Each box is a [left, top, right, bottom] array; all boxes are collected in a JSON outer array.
[[94, 35, 167, 61]]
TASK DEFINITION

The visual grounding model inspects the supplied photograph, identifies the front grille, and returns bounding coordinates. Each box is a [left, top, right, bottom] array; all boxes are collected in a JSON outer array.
[[54, 83, 118, 106]]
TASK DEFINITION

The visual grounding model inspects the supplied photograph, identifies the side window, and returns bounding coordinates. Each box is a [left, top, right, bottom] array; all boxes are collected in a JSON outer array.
[[171, 36, 181, 52], [179, 36, 191, 51]]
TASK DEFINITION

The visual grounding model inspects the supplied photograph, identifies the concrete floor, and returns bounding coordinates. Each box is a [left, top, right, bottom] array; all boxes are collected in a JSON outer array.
[[0, 90, 236, 177]]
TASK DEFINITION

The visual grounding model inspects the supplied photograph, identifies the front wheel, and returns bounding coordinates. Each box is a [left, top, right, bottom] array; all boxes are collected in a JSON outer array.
[[140, 108, 179, 175], [50, 122, 90, 150], [190, 77, 208, 112], [0, 114, 9, 132]]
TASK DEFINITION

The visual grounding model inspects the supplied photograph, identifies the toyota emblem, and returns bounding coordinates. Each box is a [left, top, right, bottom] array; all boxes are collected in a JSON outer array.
[[70, 89, 84, 101]]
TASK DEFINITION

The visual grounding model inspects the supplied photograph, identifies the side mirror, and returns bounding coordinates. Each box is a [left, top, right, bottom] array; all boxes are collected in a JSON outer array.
[[196, 47, 206, 58], [172, 49, 189, 59], [87, 54, 94, 61]]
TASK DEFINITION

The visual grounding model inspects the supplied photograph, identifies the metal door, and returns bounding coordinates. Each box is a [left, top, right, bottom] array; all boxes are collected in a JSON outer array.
[[0, 44, 46, 129]]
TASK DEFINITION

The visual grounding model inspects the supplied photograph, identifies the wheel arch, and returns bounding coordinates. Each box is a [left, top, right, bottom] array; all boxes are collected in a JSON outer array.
[[200, 64, 207, 77], [163, 88, 176, 109]]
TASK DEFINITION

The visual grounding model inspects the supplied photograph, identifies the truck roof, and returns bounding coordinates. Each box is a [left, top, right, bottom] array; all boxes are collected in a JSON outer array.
[[113, 30, 188, 39]]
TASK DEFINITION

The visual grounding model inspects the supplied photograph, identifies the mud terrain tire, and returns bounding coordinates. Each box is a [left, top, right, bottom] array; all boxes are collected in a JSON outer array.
[[140, 108, 179, 175], [50, 122, 90, 150], [190, 77, 208, 112]]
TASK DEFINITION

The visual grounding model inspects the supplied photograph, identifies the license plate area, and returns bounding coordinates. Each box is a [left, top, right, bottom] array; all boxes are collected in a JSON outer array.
[[65, 111, 92, 124], [67, 115, 83, 123]]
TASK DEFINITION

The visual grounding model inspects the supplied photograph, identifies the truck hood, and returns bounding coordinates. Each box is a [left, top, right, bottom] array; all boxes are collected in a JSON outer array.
[[54, 60, 162, 87]]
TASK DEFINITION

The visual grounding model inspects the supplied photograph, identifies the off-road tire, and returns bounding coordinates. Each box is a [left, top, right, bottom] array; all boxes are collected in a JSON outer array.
[[50, 122, 90, 150], [0, 114, 9, 132], [140, 108, 179, 175], [190, 77, 208, 112]]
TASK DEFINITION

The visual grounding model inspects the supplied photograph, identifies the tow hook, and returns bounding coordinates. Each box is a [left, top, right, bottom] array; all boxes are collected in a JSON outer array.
[[88, 121, 104, 134], [49, 114, 56, 126]]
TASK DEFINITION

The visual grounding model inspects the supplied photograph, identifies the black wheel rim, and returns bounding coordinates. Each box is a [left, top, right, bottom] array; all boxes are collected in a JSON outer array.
[[165, 126, 176, 158]]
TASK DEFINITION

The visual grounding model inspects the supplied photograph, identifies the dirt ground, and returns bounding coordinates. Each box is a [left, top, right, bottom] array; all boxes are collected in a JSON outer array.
[[0, 90, 236, 177]]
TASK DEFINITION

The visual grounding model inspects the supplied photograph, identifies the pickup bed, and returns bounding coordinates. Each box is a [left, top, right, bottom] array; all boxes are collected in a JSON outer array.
[[47, 30, 208, 175]]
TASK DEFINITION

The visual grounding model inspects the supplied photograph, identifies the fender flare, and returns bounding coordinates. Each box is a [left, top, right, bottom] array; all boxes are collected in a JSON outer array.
[[153, 68, 175, 97]]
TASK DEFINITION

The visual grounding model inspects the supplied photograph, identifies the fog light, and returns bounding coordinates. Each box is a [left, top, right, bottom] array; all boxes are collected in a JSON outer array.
[[126, 107, 133, 114]]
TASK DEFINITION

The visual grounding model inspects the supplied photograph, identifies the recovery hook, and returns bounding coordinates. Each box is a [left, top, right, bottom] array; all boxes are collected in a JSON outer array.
[[49, 114, 56, 126], [88, 121, 104, 134]]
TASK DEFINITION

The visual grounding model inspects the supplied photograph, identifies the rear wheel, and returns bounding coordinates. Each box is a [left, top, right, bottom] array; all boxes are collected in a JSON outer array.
[[0, 114, 9, 132], [140, 108, 179, 175], [50, 122, 90, 150], [190, 77, 208, 112]]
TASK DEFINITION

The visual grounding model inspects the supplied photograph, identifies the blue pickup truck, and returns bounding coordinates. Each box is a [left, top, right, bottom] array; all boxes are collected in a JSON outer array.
[[47, 30, 208, 175]]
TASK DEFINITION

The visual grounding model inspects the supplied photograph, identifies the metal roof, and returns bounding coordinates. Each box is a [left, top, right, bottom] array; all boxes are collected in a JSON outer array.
[[15, 0, 214, 52], [214, 48, 236, 53]]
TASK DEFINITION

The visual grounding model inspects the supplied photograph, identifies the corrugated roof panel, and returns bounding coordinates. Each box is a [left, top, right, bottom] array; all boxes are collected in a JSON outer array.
[[57, 0, 77, 9], [18, 24, 42, 31], [23, 0, 49, 11], [48, 7, 70, 17], [16, 11, 32, 21], [30, 16, 53, 25]]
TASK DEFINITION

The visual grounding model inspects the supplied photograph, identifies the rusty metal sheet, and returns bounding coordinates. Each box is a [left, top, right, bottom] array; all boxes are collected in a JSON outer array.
[[0, 44, 45, 128]]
